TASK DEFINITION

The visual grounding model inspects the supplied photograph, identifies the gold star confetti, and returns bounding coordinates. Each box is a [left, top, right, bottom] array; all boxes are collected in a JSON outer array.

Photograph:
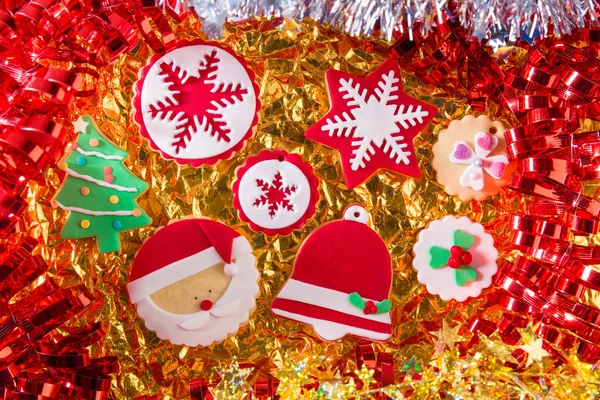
[[480, 335, 517, 364], [210, 357, 253, 400], [519, 338, 549, 367], [356, 364, 376, 386], [272, 351, 321, 399], [431, 320, 464, 349]]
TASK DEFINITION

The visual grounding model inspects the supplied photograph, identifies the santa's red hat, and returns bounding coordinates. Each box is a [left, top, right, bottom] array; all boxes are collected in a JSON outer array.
[[128, 218, 252, 304]]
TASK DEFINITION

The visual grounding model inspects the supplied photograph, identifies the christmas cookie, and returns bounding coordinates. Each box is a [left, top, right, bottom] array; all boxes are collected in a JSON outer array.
[[52, 116, 151, 253], [432, 115, 514, 201], [305, 59, 437, 188], [412, 216, 498, 302], [132, 39, 260, 167], [232, 149, 319, 236], [127, 218, 259, 347], [272, 205, 393, 341]]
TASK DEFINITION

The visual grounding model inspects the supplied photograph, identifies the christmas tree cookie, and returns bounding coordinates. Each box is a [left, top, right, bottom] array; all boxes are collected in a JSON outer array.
[[432, 115, 514, 201], [52, 115, 151, 253], [412, 216, 499, 302], [272, 205, 393, 341]]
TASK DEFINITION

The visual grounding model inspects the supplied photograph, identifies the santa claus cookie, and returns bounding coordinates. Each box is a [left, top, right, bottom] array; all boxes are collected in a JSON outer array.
[[127, 218, 259, 346], [272, 205, 393, 341], [232, 149, 319, 236], [132, 39, 260, 166], [432, 115, 514, 201], [412, 216, 498, 302]]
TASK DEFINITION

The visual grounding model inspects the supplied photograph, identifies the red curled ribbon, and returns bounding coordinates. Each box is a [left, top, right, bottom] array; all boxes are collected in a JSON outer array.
[[355, 343, 394, 389]]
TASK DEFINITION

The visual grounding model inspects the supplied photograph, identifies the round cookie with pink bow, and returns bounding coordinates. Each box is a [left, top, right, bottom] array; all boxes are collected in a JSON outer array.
[[432, 115, 515, 201], [127, 218, 259, 346]]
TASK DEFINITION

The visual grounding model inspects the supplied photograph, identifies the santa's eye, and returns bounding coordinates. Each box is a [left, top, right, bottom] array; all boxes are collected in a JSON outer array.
[[209, 290, 212, 293], [194, 297, 198, 300]]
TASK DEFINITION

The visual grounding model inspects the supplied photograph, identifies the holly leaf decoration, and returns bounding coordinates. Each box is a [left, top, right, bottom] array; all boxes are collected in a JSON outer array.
[[348, 292, 366, 310], [375, 299, 391, 314], [429, 246, 450, 268], [453, 229, 475, 251], [455, 266, 477, 286]]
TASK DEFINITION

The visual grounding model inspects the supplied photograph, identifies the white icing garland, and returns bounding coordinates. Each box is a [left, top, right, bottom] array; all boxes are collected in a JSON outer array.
[[65, 168, 138, 193], [76, 147, 125, 160], [54, 202, 135, 216]]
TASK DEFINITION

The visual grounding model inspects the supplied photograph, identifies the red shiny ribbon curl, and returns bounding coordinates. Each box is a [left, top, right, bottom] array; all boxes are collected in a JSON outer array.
[[392, 20, 600, 365], [0, 0, 181, 237], [355, 343, 394, 390], [0, 238, 117, 399], [494, 31, 600, 364]]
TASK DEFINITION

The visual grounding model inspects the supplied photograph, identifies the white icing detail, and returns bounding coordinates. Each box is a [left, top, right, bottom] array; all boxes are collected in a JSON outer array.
[[223, 263, 238, 276], [76, 147, 124, 160], [131, 253, 259, 346], [272, 279, 391, 327], [65, 168, 138, 193], [448, 131, 509, 191], [322, 70, 427, 171], [128, 236, 252, 304], [412, 216, 499, 302], [272, 309, 391, 341], [73, 117, 89, 133], [140, 44, 256, 160], [54, 201, 134, 216], [177, 299, 240, 330], [238, 159, 311, 230], [343, 205, 369, 224]]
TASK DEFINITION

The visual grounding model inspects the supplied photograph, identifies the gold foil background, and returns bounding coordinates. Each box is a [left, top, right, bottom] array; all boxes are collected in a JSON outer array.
[[23, 15, 599, 399]]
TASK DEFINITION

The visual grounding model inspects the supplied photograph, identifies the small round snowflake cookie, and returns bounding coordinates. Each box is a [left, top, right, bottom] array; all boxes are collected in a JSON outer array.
[[432, 115, 515, 201], [412, 216, 498, 302], [232, 149, 319, 236], [133, 39, 261, 167]]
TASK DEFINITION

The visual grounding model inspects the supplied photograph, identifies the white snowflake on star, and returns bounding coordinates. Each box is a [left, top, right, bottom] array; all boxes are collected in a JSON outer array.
[[322, 70, 430, 171]]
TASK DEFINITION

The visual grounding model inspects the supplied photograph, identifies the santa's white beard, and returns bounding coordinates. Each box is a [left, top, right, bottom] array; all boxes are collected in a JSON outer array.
[[133, 253, 259, 347]]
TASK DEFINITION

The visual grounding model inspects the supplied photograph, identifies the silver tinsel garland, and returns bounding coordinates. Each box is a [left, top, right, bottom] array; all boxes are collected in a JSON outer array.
[[175, 0, 600, 41]]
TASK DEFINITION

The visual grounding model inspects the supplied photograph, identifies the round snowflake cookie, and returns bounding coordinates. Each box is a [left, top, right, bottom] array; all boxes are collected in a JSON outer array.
[[412, 216, 498, 302], [127, 218, 259, 346], [133, 40, 260, 166], [432, 115, 515, 201], [232, 149, 319, 236]]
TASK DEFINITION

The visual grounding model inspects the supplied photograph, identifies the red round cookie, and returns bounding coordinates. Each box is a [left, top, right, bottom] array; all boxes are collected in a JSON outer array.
[[132, 39, 260, 167], [232, 149, 319, 236]]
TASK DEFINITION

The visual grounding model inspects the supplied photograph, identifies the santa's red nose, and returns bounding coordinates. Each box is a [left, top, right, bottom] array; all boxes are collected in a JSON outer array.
[[200, 300, 213, 311]]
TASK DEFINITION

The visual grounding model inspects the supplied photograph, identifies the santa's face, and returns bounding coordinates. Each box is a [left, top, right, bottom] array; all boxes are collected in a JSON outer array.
[[133, 252, 259, 347]]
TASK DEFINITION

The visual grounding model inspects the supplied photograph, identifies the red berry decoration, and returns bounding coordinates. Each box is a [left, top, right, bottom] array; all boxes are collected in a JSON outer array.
[[364, 300, 375, 315], [447, 256, 463, 269], [450, 245, 464, 257], [461, 251, 473, 265]]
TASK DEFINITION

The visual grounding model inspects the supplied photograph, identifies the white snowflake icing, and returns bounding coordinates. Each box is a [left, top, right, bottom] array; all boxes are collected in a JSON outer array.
[[322, 70, 429, 171]]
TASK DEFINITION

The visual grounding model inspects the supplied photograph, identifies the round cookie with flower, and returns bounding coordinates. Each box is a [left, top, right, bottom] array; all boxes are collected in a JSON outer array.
[[412, 216, 499, 302], [432, 115, 515, 202]]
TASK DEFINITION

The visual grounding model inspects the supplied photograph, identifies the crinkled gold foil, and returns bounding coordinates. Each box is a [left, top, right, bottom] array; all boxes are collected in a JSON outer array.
[[24, 15, 599, 399]]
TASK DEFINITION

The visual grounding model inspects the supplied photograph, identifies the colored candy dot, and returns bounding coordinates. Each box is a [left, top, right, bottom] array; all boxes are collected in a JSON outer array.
[[71, 143, 78, 150], [80, 187, 90, 195], [103, 166, 112, 174], [50, 199, 58, 208], [80, 220, 90, 229], [76, 157, 86, 166], [448, 256, 462, 269], [132, 209, 142, 217], [89, 138, 99, 147], [109, 195, 119, 204], [104, 175, 114, 183], [59, 162, 68, 170], [112, 220, 122, 230]]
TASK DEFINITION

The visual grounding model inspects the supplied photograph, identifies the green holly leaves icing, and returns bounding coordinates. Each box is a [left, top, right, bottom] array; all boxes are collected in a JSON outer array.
[[427, 229, 478, 287], [348, 292, 365, 309], [348, 292, 390, 314], [454, 229, 475, 250], [430, 246, 451, 268], [455, 266, 477, 286]]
